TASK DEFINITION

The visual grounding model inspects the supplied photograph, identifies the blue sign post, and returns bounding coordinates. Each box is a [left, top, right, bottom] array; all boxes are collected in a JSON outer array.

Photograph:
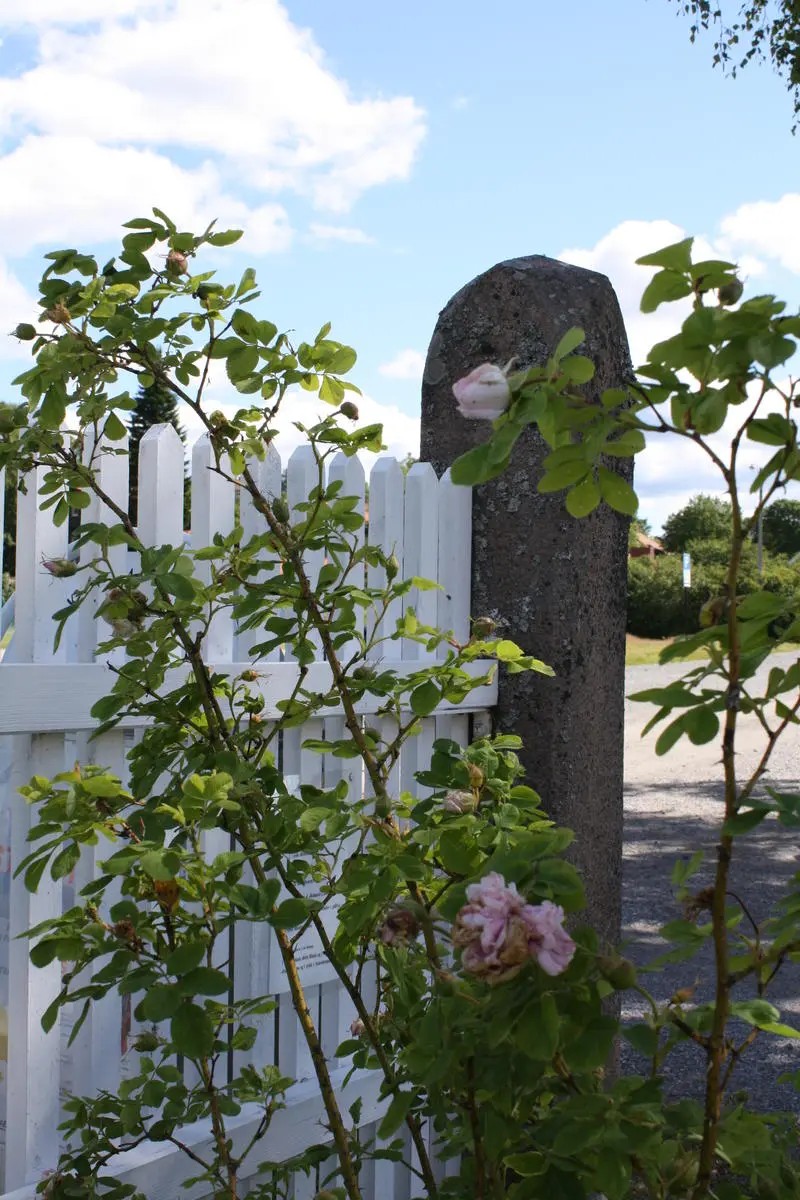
[[682, 552, 691, 588]]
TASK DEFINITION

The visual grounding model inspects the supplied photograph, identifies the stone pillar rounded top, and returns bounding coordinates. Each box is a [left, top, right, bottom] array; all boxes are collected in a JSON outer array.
[[420, 254, 633, 952]]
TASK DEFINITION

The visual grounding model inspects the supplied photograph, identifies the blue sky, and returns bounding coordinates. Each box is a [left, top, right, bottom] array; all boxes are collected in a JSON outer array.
[[0, 0, 798, 531]]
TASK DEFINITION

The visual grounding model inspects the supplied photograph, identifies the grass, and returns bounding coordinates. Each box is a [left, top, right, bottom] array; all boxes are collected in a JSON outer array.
[[626, 633, 800, 666], [0, 626, 12, 653], [626, 634, 707, 666]]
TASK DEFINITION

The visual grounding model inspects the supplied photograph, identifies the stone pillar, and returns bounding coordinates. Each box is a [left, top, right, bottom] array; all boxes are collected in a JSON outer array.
[[420, 255, 633, 952]]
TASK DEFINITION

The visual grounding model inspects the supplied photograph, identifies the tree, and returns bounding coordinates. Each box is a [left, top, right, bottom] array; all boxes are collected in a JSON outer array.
[[128, 369, 189, 526], [762, 496, 800, 555], [661, 493, 732, 550], [628, 516, 653, 548], [671, 1, 800, 127]]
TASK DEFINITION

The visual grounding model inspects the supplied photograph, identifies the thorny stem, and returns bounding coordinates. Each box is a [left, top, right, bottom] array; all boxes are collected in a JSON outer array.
[[466, 1058, 486, 1200], [692, 446, 744, 1200]]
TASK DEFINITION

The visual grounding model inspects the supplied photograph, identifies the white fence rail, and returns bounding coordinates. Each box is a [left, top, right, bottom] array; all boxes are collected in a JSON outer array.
[[0, 427, 487, 1199]]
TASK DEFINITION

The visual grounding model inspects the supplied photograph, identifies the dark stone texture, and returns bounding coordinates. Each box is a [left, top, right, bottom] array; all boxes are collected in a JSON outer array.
[[420, 255, 633, 952]]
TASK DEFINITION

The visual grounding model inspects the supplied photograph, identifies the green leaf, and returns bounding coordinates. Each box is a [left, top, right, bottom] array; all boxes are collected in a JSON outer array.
[[206, 229, 243, 247], [623, 1023, 660, 1057], [538, 460, 589, 492], [565, 477, 600, 518], [504, 1153, 547, 1177], [178, 967, 230, 996], [410, 681, 441, 717], [450, 443, 500, 486], [231, 308, 260, 343], [553, 328, 585, 361], [226, 345, 260, 383], [637, 238, 694, 273], [640, 269, 694, 314], [165, 941, 207, 975], [140, 849, 180, 881], [170, 1002, 215, 1057], [141, 985, 182, 1022], [378, 1091, 414, 1139], [328, 346, 357, 374], [270, 897, 311, 930], [746, 414, 794, 446], [104, 412, 128, 441], [597, 467, 638, 516], [51, 842, 80, 881], [516, 993, 559, 1060], [683, 705, 719, 746], [560, 354, 595, 384]]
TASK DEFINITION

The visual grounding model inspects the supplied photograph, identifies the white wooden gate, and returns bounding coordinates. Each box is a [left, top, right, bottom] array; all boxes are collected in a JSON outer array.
[[0, 427, 492, 1199]]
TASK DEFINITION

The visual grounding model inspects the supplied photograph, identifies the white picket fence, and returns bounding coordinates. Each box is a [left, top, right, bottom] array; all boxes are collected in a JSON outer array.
[[0, 425, 492, 1200]]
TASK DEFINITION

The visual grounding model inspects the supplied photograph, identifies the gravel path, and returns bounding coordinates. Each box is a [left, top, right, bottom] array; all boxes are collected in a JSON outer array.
[[621, 653, 800, 1112]]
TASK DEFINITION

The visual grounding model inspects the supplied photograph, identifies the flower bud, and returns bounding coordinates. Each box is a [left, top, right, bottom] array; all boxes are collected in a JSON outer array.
[[596, 953, 637, 991], [13, 323, 36, 341], [132, 1030, 161, 1053], [272, 496, 291, 523], [471, 616, 496, 640], [443, 790, 475, 814], [44, 302, 71, 325], [385, 552, 400, 581], [339, 400, 359, 420], [352, 664, 376, 682], [240, 669, 259, 682], [166, 249, 188, 275], [41, 556, 78, 578], [452, 363, 511, 421], [349, 1018, 365, 1037], [717, 279, 743, 307]]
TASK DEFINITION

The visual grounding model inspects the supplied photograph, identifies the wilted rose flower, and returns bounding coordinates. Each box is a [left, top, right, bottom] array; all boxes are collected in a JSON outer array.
[[443, 790, 475, 814], [350, 1018, 365, 1037], [379, 906, 420, 946], [452, 364, 511, 420], [452, 871, 575, 984]]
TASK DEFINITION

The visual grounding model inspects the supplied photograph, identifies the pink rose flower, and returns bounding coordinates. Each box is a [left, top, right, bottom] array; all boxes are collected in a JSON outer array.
[[452, 364, 511, 420], [452, 871, 575, 984]]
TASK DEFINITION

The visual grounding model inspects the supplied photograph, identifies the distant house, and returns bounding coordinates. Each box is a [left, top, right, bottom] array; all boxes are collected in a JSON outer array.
[[629, 530, 665, 560]]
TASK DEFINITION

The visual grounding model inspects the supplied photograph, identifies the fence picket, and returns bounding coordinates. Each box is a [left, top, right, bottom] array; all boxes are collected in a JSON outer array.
[[77, 433, 130, 663], [437, 468, 472, 644], [6, 733, 65, 1190], [366, 457, 404, 652], [191, 434, 235, 662], [0, 450, 482, 1199], [136, 424, 185, 549], [236, 443, 282, 661]]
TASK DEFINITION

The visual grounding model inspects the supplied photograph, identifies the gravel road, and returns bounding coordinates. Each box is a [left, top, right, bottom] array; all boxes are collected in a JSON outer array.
[[621, 652, 800, 1112]]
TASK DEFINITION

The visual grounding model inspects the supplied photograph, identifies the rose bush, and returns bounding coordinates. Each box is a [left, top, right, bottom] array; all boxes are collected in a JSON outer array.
[[2, 219, 800, 1200]]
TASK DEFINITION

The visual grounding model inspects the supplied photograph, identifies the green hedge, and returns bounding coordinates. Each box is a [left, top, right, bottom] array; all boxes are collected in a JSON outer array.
[[627, 545, 800, 639]]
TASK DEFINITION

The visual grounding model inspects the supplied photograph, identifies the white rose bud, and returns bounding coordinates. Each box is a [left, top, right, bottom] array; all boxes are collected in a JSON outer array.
[[452, 363, 511, 420]]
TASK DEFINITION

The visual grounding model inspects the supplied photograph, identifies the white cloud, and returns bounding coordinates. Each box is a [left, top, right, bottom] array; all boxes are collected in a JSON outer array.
[[0, 258, 39, 360], [0, 136, 292, 257], [559, 219, 692, 366], [379, 349, 425, 381], [720, 193, 800, 274], [0, 0, 426, 215], [0, 0, 155, 21], [308, 223, 375, 245]]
